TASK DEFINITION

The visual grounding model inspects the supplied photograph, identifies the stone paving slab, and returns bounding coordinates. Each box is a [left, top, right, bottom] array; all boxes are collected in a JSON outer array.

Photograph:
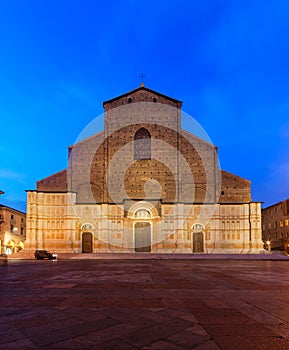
[[1, 259, 289, 349]]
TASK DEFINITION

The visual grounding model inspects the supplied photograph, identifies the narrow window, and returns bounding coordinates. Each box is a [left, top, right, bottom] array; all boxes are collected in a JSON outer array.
[[134, 128, 151, 160]]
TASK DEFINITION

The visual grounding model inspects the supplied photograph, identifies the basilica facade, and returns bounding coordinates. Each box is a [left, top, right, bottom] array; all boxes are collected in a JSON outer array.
[[25, 86, 263, 254]]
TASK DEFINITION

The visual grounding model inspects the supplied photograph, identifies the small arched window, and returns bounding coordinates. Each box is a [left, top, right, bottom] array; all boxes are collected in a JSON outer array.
[[134, 128, 151, 160]]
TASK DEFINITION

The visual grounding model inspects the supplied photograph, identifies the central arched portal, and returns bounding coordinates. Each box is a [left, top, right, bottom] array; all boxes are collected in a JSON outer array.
[[193, 232, 204, 253], [134, 222, 151, 252], [82, 232, 93, 253]]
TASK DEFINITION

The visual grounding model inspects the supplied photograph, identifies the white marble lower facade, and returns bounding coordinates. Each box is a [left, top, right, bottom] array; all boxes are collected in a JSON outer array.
[[25, 192, 264, 254]]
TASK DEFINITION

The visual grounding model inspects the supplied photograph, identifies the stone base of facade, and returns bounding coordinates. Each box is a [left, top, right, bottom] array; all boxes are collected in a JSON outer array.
[[25, 241, 264, 255], [25, 193, 265, 255]]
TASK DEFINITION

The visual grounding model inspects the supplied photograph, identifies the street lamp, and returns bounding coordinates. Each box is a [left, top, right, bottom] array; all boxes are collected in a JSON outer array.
[[266, 240, 271, 253]]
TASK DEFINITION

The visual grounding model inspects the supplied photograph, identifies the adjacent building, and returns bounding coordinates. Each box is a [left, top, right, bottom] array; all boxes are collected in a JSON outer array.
[[262, 198, 289, 253], [25, 85, 264, 254], [0, 204, 26, 254]]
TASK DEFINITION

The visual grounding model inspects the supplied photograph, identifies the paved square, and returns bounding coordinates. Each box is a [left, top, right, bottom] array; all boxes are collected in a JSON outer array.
[[1, 258, 289, 349]]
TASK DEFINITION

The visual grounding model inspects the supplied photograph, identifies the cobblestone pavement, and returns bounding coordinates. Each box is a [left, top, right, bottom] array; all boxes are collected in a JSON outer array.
[[1, 258, 289, 349]]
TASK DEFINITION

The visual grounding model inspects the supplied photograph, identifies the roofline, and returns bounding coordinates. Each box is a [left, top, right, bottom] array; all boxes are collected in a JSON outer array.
[[0, 204, 26, 215], [68, 130, 104, 149], [103, 85, 183, 107], [181, 129, 216, 148], [221, 169, 251, 183], [37, 169, 67, 183], [262, 198, 289, 210], [25, 190, 68, 194]]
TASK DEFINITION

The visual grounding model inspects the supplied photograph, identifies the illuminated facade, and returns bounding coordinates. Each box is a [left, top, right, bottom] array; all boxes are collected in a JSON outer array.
[[0, 204, 26, 254], [262, 199, 289, 253], [25, 86, 264, 254]]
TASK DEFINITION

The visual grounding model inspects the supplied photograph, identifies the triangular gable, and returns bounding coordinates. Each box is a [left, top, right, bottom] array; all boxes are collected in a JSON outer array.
[[103, 85, 183, 111]]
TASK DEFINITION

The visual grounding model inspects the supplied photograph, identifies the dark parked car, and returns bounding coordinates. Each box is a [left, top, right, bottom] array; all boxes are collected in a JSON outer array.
[[34, 250, 57, 260]]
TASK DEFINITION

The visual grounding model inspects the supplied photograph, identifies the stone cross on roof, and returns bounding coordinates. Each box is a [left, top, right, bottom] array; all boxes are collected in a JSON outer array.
[[139, 73, 146, 86]]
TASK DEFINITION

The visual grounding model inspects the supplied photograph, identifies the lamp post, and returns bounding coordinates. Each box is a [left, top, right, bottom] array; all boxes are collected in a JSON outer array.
[[266, 240, 271, 253]]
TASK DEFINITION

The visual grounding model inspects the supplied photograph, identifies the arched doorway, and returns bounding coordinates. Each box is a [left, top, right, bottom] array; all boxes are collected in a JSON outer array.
[[82, 232, 93, 253], [6, 239, 15, 254], [193, 232, 204, 253], [134, 222, 151, 252], [17, 241, 25, 252], [192, 224, 204, 253]]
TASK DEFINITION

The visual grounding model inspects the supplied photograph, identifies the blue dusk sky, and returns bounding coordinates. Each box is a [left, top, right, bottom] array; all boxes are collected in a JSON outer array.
[[1, 0, 289, 212]]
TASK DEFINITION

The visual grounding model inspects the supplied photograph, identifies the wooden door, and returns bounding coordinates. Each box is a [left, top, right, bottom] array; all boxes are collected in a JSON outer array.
[[193, 232, 204, 253], [135, 222, 151, 252], [82, 232, 93, 253]]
